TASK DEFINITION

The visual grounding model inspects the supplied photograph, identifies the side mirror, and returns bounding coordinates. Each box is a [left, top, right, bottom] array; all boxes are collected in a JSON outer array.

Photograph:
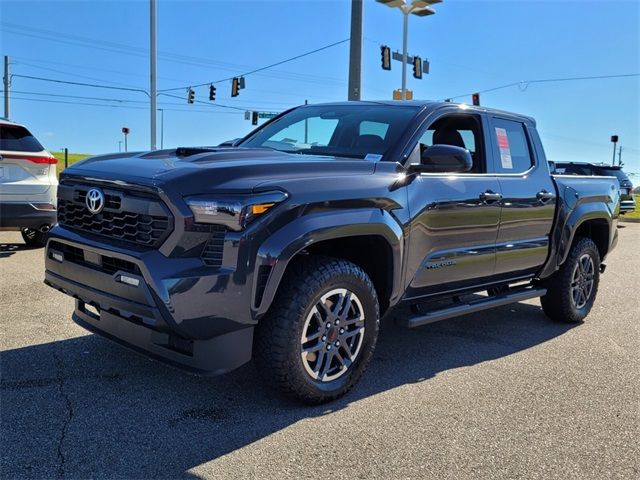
[[409, 144, 473, 174]]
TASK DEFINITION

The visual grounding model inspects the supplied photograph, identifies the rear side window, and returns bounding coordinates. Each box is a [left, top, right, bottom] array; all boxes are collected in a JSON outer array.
[[0, 125, 44, 152], [491, 118, 533, 173]]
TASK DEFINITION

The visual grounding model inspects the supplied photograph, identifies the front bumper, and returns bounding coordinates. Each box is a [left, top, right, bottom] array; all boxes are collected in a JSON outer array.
[[44, 225, 256, 375], [0, 202, 57, 229]]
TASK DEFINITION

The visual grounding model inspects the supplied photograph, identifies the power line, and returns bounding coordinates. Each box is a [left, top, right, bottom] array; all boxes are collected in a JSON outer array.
[[446, 73, 640, 100], [3, 24, 348, 86], [7, 95, 245, 114], [11, 74, 149, 95], [159, 38, 350, 92]]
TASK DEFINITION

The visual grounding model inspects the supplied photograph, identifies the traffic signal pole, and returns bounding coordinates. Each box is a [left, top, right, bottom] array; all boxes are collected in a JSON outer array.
[[348, 0, 363, 101], [150, 0, 157, 150]]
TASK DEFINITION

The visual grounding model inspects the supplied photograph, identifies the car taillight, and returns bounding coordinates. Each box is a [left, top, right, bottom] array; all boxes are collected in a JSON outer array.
[[3, 154, 58, 164]]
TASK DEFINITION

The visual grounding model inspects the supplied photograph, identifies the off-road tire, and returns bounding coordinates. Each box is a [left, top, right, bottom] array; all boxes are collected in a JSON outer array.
[[541, 237, 601, 323], [21, 228, 48, 248], [254, 256, 380, 404]]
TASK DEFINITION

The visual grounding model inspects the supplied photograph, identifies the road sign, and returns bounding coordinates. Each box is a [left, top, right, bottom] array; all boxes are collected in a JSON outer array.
[[258, 112, 278, 119], [393, 89, 413, 100]]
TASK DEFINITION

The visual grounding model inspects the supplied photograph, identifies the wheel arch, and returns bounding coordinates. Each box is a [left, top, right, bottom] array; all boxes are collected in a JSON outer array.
[[253, 208, 404, 318]]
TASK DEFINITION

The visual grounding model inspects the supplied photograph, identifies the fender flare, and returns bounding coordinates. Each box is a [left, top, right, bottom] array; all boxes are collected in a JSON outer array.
[[540, 199, 614, 279], [252, 208, 404, 318]]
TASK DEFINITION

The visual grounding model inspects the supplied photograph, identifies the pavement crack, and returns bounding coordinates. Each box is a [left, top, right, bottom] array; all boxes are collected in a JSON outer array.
[[53, 352, 73, 479]]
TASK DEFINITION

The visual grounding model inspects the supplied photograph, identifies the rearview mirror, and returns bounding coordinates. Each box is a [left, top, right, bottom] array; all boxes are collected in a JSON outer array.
[[409, 144, 473, 174]]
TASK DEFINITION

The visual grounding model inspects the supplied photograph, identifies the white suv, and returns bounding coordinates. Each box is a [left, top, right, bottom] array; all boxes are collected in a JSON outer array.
[[0, 118, 58, 247]]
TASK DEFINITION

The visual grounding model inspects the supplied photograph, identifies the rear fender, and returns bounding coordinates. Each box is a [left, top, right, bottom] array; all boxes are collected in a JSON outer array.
[[252, 208, 404, 317], [539, 188, 617, 278]]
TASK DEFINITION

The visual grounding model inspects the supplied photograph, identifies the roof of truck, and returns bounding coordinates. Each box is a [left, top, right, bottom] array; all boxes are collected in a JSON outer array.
[[305, 100, 537, 124]]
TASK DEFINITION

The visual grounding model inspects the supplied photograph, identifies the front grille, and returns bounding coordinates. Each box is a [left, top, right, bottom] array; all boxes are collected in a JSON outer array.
[[201, 226, 226, 267], [57, 183, 173, 248], [50, 241, 141, 276]]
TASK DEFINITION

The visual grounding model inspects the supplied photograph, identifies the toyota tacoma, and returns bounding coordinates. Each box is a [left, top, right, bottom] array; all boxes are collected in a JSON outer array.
[[44, 101, 620, 403]]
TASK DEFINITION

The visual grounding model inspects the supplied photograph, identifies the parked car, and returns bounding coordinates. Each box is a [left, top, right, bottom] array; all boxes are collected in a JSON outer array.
[[554, 162, 635, 214], [44, 101, 619, 403], [0, 118, 58, 247]]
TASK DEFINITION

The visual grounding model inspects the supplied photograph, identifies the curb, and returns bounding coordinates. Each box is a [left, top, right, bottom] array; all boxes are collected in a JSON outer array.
[[619, 216, 640, 223]]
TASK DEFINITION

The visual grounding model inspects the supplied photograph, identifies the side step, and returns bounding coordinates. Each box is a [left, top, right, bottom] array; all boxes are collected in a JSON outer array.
[[399, 287, 547, 329]]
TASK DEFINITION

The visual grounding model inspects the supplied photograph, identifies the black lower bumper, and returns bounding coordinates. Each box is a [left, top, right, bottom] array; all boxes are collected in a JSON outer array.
[[72, 305, 253, 376], [0, 202, 57, 229], [44, 245, 255, 376]]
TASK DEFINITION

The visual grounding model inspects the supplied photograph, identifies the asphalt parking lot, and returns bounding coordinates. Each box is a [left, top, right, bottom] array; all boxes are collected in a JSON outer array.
[[1, 225, 638, 479]]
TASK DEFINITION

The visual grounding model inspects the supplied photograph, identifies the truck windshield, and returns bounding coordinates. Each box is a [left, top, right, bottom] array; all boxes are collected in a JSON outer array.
[[239, 104, 420, 159]]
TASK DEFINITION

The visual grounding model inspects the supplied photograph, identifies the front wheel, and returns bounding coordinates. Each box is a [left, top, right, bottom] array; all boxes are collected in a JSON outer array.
[[541, 237, 601, 323], [254, 256, 380, 404]]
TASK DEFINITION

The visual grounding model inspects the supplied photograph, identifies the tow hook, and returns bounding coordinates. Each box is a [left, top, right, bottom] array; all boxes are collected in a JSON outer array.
[[599, 263, 606, 274]]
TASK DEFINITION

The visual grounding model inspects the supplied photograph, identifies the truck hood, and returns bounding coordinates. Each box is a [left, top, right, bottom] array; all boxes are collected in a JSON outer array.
[[62, 147, 376, 194]]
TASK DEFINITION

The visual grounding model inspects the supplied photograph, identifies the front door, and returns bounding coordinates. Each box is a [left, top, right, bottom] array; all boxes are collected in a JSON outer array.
[[403, 112, 502, 299]]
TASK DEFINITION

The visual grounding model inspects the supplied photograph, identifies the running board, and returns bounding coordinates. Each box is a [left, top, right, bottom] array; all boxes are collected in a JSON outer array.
[[399, 287, 547, 329]]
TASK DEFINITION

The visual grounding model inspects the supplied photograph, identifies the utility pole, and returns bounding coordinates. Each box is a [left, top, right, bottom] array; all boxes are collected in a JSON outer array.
[[3, 56, 9, 119], [118, 141, 123, 152], [150, 0, 157, 150], [348, 0, 363, 101]]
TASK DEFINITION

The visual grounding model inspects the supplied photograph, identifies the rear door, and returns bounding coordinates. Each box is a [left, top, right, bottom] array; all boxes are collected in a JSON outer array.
[[0, 124, 56, 198], [403, 111, 502, 299], [487, 116, 556, 276]]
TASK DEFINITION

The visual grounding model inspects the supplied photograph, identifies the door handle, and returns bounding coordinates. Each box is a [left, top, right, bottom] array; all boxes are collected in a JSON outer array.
[[479, 190, 502, 204], [536, 190, 556, 203]]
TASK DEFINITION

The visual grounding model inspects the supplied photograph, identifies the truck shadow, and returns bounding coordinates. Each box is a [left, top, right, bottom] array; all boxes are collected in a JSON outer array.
[[1, 302, 575, 478]]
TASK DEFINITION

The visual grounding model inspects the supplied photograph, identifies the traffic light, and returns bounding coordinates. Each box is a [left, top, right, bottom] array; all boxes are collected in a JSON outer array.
[[209, 84, 216, 101], [412, 55, 422, 79], [187, 87, 195, 104], [472, 92, 480, 106], [251, 111, 258, 126], [231, 77, 240, 97], [239, 76, 246, 89], [381, 45, 391, 71]]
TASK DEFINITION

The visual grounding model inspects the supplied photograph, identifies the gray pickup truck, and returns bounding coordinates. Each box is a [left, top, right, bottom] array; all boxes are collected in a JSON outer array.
[[44, 101, 620, 403]]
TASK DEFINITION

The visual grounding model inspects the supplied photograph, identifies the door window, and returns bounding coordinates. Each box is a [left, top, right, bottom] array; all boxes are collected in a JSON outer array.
[[408, 114, 485, 173], [491, 119, 533, 173]]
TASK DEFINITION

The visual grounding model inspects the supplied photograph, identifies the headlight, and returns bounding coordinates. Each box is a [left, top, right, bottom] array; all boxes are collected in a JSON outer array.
[[186, 191, 288, 231]]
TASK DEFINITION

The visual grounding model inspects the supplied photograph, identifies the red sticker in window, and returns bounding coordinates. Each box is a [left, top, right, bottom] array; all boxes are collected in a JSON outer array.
[[496, 127, 510, 149]]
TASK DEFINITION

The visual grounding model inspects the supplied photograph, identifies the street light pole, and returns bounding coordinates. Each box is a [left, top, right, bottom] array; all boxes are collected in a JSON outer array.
[[376, 0, 441, 100], [401, 9, 409, 100], [150, 0, 157, 150]]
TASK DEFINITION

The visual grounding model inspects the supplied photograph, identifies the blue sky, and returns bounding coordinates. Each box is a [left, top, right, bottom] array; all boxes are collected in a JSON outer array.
[[1, 0, 639, 172]]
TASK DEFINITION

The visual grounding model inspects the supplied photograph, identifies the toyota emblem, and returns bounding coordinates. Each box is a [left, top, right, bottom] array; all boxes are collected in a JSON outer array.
[[85, 188, 105, 214]]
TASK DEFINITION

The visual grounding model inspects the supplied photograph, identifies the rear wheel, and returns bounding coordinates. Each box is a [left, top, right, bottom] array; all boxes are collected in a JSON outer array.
[[21, 228, 48, 248], [254, 256, 379, 404], [541, 237, 600, 323]]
